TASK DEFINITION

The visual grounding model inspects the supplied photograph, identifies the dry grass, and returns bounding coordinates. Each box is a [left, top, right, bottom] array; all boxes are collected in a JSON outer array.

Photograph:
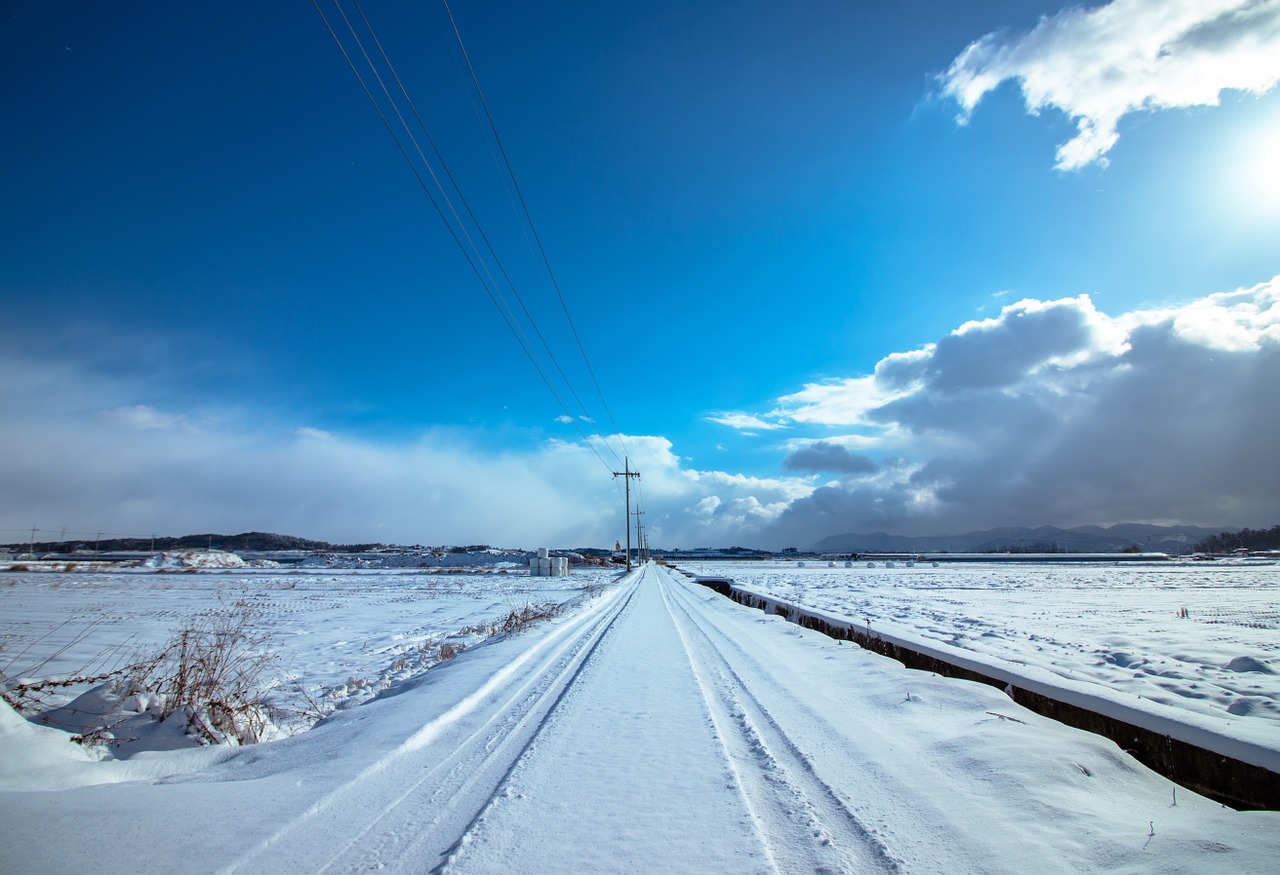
[[120, 599, 281, 745], [500, 601, 561, 635], [458, 600, 564, 639], [1, 618, 136, 715]]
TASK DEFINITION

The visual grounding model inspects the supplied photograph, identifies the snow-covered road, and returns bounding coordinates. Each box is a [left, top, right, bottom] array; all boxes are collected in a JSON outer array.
[[3, 564, 1278, 873], [443, 563, 894, 874]]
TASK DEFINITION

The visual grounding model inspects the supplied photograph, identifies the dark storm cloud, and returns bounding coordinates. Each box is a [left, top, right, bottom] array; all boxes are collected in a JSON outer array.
[[782, 442, 879, 474], [923, 297, 1096, 391], [761, 279, 1280, 547]]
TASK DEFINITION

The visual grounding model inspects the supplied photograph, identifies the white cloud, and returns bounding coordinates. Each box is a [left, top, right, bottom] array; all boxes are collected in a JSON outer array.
[[771, 375, 904, 427], [705, 412, 788, 431], [295, 426, 335, 441], [694, 495, 721, 518], [941, 0, 1280, 169], [96, 405, 194, 432], [1170, 285, 1280, 350], [0, 348, 816, 549]]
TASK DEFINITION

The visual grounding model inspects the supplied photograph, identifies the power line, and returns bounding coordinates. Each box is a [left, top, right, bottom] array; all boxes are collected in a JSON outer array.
[[311, 0, 618, 472], [2, 527, 163, 539], [314, 0, 626, 471], [347, 0, 623, 469], [439, 0, 631, 462]]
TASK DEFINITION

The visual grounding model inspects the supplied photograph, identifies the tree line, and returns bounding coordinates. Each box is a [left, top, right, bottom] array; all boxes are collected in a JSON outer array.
[[1193, 525, 1280, 554]]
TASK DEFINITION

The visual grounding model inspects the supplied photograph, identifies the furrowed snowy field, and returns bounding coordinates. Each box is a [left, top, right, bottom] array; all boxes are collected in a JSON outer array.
[[678, 560, 1280, 754], [0, 562, 617, 749]]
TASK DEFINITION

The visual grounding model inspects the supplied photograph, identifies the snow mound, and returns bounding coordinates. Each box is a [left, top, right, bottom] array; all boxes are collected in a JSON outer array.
[[141, 550, 265, 570], [0, 699, 97, 791], [38, 684, 211, 757], [1223, 656, 1272, 674], [1227, 698, 1255, 716]]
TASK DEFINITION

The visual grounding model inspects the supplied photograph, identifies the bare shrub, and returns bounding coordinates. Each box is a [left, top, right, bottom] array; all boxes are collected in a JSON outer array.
[[439, 641, 464, 661], [122, 600, 281, 745], [500, 601, 563, 636]]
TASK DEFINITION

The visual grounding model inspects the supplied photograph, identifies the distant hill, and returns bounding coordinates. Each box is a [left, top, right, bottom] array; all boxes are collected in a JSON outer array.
[[812, 523, 1231, 555], [4, 531, 385, 555]]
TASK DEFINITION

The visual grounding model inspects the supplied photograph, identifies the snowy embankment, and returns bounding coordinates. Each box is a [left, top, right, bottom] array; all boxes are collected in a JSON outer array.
[[1, 563, 1278, 873], [680, 561, 1280, 761]]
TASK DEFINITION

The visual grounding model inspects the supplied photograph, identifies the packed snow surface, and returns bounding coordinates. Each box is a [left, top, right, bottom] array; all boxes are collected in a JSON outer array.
[[2, 563, 1277, 873], [680, 560, 1280, 754]]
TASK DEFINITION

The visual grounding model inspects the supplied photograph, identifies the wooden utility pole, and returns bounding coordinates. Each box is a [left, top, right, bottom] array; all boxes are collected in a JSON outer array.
[[612, 458, 640, 571], [634, 510, 646, 565]]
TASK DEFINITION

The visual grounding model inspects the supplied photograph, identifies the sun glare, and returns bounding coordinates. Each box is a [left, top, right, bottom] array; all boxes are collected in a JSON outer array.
[[1227, 112, 1280, 217]]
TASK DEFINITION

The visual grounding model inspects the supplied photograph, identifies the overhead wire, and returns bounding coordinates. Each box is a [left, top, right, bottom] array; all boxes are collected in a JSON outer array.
[[327, 1, 554, 403], [437, 0, 631, 463], [348, 0, 624, 470], [310, 0, 617, 472]]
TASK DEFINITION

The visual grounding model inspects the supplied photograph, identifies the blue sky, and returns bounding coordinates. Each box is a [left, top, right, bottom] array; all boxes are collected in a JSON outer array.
[[3, 0, 1279, 548]]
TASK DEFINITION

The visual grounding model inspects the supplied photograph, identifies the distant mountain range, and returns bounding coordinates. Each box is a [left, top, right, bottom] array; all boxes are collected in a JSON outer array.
[[811, 523, 1232, 555]]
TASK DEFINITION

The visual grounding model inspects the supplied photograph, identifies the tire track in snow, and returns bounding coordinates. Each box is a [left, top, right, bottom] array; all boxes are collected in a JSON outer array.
[[434, 563, 788, 874], [659, 567, 901, 875], [423, 577, 646, 874], [219, 575, 639, 874], [660, 570, 1026, 875]]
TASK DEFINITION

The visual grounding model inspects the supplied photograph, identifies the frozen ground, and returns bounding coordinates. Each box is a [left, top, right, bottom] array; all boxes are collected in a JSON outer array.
[[678, 560, 1280, 755], [0, 564, 613, 744], [2, 563, 1278, 873]]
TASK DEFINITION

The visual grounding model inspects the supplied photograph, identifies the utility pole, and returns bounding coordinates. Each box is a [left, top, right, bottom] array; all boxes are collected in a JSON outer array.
[[612, 458, 640, 571], [634, 510, 646, 565], [29, 526, 36, 560]]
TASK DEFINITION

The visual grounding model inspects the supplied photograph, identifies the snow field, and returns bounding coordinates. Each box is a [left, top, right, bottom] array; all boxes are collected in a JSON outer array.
[[1, 563, 1278, 873], [680, 561, 1280, 754], [0, 566, 615, 752]]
